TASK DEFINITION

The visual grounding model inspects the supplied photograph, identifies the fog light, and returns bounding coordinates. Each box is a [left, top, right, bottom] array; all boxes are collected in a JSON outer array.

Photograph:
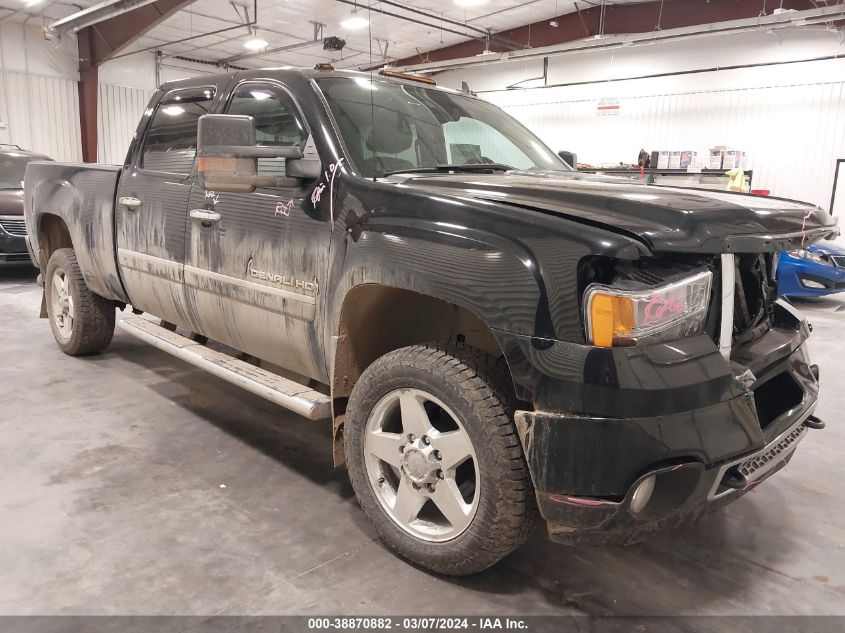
[[630, 475, 656, 514], [801, 278, 826, 289]]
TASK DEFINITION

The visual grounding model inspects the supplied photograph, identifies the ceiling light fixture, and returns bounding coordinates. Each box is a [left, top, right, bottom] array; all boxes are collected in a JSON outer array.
[[340, 10, 369, 30], [243, 37, 268, 51], [454, 0, 489, 7]]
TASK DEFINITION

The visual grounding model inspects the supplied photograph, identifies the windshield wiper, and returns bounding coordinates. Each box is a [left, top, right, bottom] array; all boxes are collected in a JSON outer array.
[[383, 163, 515, 177]]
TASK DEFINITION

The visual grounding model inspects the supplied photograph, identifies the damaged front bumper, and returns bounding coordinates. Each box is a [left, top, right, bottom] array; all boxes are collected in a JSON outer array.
[[509, 300, 823, 546], [516, 405, 819, 546]]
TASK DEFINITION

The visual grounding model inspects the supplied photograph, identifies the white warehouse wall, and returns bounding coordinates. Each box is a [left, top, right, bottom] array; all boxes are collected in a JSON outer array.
[[440, 29, 845, 212], [97, 83, 155, 165], [0, 23, 82, 161]]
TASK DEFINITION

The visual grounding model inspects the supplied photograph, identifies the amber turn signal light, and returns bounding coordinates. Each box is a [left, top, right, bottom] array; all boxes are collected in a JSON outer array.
[[588, 293, 634, 347]]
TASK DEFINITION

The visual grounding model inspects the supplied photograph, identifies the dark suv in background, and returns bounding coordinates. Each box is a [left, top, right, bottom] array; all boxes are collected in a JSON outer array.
[[0, 145, 51, 266]]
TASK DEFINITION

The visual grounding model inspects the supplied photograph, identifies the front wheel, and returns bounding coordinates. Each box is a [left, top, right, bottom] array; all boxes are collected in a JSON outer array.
[[45, 248, 115, 356], [344, 344, 536, 575]]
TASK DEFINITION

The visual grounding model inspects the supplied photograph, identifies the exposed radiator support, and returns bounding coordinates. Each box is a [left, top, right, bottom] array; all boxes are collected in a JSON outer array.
[[719, 254, 736, 361]]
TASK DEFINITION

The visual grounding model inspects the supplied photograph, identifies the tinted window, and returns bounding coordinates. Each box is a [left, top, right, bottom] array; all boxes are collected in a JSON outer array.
[[226, 84, 307, 178], [316, 77, 568, 178], [142, 87, 214, 174]]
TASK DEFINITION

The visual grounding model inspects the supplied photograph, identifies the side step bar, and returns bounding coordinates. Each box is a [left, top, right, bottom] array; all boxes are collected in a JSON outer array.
[[118, 316, 331, 420]]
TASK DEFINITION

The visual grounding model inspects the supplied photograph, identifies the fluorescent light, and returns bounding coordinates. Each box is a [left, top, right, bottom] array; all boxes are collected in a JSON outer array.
[[340, 15, 369, 30], [454, 0, 488, 6], [243, 37, 268, 51]]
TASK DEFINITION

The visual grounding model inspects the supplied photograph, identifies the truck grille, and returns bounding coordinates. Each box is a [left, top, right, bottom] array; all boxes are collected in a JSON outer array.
[[831, 255, 845, 268], [0, 217, 26, 236], [736, 421, 807, 479], [708, 415, 810, 500]]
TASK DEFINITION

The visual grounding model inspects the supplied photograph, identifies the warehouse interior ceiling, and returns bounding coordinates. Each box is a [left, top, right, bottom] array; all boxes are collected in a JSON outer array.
[[0, 0, 654, 69]]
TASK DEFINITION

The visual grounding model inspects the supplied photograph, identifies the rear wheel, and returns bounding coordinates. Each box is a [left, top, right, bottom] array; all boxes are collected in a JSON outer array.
[[45, 248, 115, 356], [344, 344, 537, 575]]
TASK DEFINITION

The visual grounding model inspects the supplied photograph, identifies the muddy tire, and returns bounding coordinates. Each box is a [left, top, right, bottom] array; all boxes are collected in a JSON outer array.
[[344, 343, 537, 575], [45, 248, 115, 356]]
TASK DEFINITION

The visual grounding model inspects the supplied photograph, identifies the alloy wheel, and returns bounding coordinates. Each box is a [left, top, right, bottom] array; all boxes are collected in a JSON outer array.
[[363, 388, 480, 542], [50, 268, 74, 339]]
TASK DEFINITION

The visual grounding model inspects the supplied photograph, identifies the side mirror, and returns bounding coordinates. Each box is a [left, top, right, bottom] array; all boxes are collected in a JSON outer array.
[[196, 114, 316, 192], [558, 150, 577, 169]]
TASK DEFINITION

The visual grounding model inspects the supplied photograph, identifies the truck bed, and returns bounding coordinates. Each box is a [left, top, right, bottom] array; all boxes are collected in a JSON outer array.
[[24, 162, 128, 303]]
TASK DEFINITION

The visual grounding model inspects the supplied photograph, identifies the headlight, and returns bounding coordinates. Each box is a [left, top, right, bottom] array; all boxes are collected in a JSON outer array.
[[790, 249, 829, 264], [584, 270, 713, 347]]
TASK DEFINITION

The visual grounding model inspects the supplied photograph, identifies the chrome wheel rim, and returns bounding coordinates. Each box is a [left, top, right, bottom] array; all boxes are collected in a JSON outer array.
[[364, 388, 480, 542], [50, 267, 74, 340]]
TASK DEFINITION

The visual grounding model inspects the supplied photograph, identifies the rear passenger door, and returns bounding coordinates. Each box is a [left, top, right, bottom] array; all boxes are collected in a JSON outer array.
[[183, 81, 329, 381], [116, 86, 215, 327]]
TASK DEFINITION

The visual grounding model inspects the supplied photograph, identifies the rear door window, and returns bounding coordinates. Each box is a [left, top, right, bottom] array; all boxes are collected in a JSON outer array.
[[141, 87, 215, 174]]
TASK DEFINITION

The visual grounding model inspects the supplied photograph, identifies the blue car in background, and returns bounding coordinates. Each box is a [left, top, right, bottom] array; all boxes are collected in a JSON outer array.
[[778, 241, 845, 298]]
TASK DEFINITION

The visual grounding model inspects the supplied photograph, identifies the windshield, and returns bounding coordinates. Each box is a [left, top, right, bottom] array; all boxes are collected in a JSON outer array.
[[316, 77, 569, 178], [0, 153, 33, 190]]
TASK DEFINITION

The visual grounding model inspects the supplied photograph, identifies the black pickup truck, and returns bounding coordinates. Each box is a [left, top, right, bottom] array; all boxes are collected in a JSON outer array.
[[23, 67, 836, 575]]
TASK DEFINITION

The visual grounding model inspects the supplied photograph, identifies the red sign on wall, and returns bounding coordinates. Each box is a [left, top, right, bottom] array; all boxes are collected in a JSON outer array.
[[597, 97, 620, 116]]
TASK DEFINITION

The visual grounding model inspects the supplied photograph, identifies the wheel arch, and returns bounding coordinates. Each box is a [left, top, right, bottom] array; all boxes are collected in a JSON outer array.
[[36, 213, 74, 270], [329, 283, 518, 465]]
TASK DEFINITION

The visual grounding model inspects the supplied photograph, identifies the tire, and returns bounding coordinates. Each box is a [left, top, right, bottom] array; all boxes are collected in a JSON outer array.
[[344, 343, 537, 575], [44, 248, 115, 356]]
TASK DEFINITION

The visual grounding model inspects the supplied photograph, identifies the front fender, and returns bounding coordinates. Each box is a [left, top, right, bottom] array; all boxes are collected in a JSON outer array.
[[325, 177, 648, 347]]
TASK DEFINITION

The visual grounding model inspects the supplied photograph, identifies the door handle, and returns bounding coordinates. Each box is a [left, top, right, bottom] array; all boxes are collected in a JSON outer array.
[[190, 209, 222, 225], [119, 196, 141, 211]]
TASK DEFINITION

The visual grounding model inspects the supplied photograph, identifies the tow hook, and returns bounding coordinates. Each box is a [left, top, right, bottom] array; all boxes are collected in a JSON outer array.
[[805, 415, 825, 430]]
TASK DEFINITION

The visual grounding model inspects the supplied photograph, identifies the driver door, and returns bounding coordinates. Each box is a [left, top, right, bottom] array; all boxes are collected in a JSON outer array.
[[183, 80, 329, 381]]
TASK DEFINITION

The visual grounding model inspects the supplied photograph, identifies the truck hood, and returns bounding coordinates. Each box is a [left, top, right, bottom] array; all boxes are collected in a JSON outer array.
[[0, 189, 24, 216], [398, 171, 838, 253]]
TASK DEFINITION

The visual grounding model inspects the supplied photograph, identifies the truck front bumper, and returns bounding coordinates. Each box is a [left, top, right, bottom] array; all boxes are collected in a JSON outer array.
[[516, 403, 819, 546], [501, 300, 823, 545]]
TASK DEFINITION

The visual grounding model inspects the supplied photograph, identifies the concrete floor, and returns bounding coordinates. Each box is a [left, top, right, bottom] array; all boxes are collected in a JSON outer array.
[[1, 265, 844, 617]]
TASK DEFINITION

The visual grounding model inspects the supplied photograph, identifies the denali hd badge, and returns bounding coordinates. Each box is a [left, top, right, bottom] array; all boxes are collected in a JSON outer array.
[[246, 257, 317, 294]]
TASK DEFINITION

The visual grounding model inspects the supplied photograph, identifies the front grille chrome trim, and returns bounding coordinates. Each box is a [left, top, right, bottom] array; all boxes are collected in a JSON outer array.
[[708, 404, 815, 501], [831, 255, 845, 268], [0, 216, 27, 237]]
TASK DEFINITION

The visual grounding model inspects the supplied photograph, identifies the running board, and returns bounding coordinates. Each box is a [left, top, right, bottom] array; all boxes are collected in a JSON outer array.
[[118, 316, 331, 420]]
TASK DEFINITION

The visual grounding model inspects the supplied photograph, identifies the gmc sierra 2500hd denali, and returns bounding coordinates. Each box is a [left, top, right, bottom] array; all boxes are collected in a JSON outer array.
[[24, 67, 836, 575]]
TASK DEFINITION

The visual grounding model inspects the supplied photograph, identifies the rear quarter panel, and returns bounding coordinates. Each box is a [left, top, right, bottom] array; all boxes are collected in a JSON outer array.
[[25, 161, 128, 303]]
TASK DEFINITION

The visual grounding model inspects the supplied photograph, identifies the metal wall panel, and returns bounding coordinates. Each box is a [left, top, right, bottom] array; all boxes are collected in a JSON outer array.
[[97, 83, 155, 165], [0, 70, 82, 161], [493, 81, 845, 211]]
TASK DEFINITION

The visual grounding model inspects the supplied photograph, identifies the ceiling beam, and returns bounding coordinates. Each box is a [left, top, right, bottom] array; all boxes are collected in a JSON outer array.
[[388, 0, 822, 68], [77, 0, 196, 70], [76, 0, 195, 162]]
